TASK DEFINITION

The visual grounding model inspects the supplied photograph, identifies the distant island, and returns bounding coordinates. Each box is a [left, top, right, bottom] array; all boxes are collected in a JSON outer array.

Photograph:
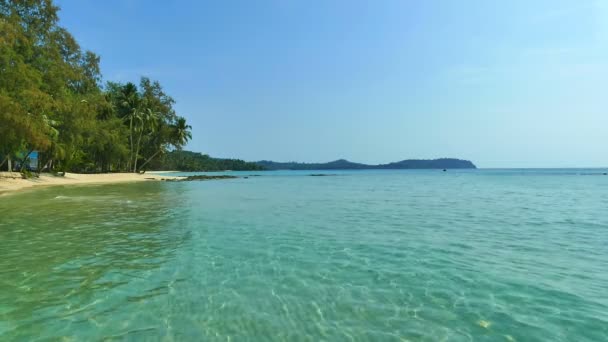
[[151, 151, 475, 171], [257, 158, 476, 170]]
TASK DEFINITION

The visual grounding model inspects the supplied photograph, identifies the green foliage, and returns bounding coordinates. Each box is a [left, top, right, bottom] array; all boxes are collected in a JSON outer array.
[[0, 0, 192, 173], [152, 150, 265, 172]]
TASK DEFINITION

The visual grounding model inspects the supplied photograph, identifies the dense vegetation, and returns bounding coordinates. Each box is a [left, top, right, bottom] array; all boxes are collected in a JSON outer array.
[[0, 0, 191, 175], [257, 158, 476, 170], [152, 150, 265, 172]]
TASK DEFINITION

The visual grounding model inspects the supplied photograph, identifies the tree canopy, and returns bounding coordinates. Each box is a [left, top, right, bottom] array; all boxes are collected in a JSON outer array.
[[0, 0, 191, 174], [152, 150, 265, 172]]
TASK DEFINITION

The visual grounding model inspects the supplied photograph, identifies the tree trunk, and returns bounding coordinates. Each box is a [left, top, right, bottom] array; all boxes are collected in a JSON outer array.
[[8, 156, 12, 172], [133, 122, 145, 172], [19, 149, 34, 175], [40, 159, 52, 174], [0, 155, 7, 171], [128, 115, 134, 172], [37, 153, 48, 175], [137, 149, 162, 172]]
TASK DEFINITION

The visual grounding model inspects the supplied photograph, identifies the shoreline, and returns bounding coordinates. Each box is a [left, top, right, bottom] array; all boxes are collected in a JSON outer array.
[[0, 172, 183, 196]]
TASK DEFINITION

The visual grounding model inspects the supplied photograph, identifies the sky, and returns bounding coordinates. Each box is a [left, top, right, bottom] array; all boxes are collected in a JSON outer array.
[[55, 0, 608, 168]]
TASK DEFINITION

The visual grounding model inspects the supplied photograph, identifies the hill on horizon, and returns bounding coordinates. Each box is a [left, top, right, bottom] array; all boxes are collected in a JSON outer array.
[[256, 158, 476, 170], [151, 151, 476, 171]]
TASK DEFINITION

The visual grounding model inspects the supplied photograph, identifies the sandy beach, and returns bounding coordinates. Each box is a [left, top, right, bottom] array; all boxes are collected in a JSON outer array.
[[0, 172, 183, 195]]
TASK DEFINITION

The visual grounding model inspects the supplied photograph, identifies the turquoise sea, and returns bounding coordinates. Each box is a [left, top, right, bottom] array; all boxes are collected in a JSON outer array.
[[1, 169, 607, 341]]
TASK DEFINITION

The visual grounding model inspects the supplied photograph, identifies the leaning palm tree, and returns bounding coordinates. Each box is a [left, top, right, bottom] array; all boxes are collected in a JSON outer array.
[[136, 117, 191, 172], [133, 107, 159, 172]]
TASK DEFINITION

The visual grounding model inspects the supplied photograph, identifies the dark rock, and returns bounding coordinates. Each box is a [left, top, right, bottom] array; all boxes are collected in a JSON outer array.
[[165, 175, 238, 182]]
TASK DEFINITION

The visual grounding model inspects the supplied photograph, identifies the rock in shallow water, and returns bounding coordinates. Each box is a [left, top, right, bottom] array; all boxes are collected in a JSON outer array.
[[164, 175, 239, 182]]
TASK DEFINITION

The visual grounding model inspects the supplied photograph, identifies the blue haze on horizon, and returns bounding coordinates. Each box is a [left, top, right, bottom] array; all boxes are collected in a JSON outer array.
[[55, 0, 608, 168]]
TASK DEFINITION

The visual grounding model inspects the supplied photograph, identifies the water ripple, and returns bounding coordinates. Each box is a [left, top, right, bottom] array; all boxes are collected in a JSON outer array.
[[1, 171, 608, 340]]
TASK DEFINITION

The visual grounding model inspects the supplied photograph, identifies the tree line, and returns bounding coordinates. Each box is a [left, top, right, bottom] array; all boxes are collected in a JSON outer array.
[[152, 150, 265, 172], [0, 0, 191, 175]]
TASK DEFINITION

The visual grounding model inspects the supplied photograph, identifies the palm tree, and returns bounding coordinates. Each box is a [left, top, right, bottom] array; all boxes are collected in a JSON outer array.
[[124, 107, 140, 171], [133, 107, 159, 172], [173, 117, 192, 148], [118, 83, 140, 171], [137, 117, 191, 172], [37, 114, 61, 174]]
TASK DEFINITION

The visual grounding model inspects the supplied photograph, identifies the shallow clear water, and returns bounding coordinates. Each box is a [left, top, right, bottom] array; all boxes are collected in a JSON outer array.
[[1, 169, 607, 341]]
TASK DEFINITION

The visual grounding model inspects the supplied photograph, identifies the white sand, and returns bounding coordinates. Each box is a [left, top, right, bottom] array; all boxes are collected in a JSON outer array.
[[0, 172, 183, 195]]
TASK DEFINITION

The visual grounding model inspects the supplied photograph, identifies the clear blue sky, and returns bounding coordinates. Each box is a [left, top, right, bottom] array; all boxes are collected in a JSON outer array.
[[56, 0, 607, 168]]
